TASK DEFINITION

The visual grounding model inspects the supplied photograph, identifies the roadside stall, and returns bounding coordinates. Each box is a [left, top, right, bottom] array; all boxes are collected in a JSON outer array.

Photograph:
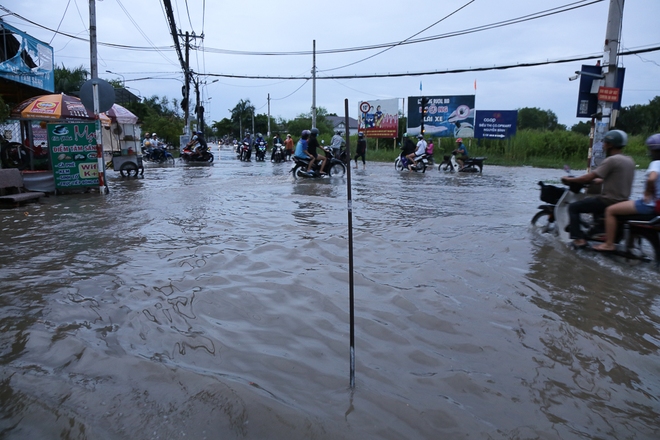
[[99, 104, 143, 177], [7, 93, 97, 192]]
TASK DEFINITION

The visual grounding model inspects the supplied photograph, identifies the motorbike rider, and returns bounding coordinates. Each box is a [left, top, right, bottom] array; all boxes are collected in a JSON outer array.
[[294, 130, 313, 166], [406, 134, 427, 171], [142, 132, 153, 153], [560, 129, 636, 249], [593, 133, 660, 252], [307, 128, 327, 174], [454, 138, 468, 170], [330, 130, 345, 159], [271, 132, 283, 161], [242, 132, 253, 161], [186, 131, 208, 158]]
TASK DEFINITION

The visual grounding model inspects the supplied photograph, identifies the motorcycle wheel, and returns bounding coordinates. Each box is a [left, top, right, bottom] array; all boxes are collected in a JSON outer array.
[[165, 155, 175, 165], [624, 232, 659, 266], [394, 158, 404, 171], [531, 211, 556, 234], [419, 163, 427, 173], [328, 162, 346, 177], [293, 165, 309, 180], [1, 142, 30, 170]]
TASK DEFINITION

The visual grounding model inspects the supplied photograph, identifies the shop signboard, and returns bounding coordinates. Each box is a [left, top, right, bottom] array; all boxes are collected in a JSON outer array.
[[48, 122, 99, 189], [0, 22, 55, 92], [407, 95, 475, 138], [474, 110, 518, 139]]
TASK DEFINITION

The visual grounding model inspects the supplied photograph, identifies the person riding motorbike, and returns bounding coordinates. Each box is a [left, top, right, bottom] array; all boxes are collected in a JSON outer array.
[[307, 128, 327, 174], [406, 134, 427, 171], [294, 130, 313, 167], [592, 133, 660, 252], [560, 129, 636, 249], [454, 138, 468, 169], [186, 131, 208, 158], [142, 132, 153, 153], [271, 132, 283, 161], [241, 132, 253, 160]]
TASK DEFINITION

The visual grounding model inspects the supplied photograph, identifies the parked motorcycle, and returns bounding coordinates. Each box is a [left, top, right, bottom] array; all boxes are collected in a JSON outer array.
[[532, 179, 660, 266], [143, 146, 174, 165], [180, 145, 214, 164], [394, 152, 429, 173], [271, 142, 286, 163], [255, 141, 267, 161], [290, 146, 346, 180], [438, 151, 486, 173]]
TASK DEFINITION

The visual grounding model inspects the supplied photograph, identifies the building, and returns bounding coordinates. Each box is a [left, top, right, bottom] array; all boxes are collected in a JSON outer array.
[[325, 115, 359, 137]]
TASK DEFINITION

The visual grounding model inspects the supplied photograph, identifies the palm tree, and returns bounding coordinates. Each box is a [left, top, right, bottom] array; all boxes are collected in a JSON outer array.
[[230, 99, 254, 137], [54, 65, 89, 95]]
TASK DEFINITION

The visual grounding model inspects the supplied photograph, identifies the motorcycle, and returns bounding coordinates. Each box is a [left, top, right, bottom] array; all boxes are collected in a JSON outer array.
[[180, 145, 214, 164], [143, 145, 174, 165], [532, 179, 660, 266], [239, 141, 251, 161], [394, 152, 429, 173], [438, 151, 486, 173], [272, 143, 286, 163], [255, 141, 267, 161], [290, 146, 347, 180]]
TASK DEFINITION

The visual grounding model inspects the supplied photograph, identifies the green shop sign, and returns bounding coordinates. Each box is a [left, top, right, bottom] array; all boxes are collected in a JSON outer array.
[[48, 122, 99, 189]]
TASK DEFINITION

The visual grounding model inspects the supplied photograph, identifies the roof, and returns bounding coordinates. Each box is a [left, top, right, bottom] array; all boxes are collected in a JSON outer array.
[[325, 115, 358, 130]]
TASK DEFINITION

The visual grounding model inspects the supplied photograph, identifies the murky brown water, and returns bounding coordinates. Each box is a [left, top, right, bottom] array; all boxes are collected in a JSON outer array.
[[2, 145, 659, 439]]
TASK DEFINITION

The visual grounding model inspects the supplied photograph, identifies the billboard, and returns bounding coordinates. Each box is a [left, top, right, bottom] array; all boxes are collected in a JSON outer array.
[[0, 21, 55, 92], [358, 99, 399, 138], [407, 95, 475, 138], [575, 64, 625, 118], [474, 110, 518, 139]]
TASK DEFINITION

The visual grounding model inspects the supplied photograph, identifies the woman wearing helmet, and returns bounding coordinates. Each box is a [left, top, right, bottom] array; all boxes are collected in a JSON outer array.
[[593, 133, 660, 252], [561, 129, 636, 249]]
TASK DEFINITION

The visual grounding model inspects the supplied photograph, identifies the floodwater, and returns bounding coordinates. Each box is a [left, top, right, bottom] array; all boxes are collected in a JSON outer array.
[[1, 144, 659, 439]]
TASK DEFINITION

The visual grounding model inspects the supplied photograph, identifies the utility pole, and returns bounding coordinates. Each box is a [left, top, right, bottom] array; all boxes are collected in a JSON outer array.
[[592, 0, 624, 168], [267, 93, 271, 138], [312, 40, 317, 129], [183, 31, 190, 136]]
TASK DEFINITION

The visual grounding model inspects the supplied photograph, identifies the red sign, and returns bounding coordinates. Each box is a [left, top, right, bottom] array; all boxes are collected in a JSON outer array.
[[598, 87, 620, 103]]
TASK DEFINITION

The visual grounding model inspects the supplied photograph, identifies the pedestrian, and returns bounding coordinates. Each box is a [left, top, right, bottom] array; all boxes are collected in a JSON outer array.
[[354, 132, 367, 169], [284, 134, 294, 160]]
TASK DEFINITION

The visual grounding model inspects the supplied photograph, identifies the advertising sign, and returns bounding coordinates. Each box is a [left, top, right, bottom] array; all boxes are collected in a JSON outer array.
[[407, 95, 475, 138], [48, 123, 99, 189], [358, 99, 399, 138], [575, 64, 625, 118], [474, 110, 518, 139], [0, 22, 55, 92]]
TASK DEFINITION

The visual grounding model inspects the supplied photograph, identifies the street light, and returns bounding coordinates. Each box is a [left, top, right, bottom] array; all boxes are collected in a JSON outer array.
[[105, 70, 125, 87]]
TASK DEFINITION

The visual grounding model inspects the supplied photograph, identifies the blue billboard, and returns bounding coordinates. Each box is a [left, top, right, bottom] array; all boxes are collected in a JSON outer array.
[[474, 110, 518, 139], [407, 95, 475, 138], [0, 21, 55, 92]]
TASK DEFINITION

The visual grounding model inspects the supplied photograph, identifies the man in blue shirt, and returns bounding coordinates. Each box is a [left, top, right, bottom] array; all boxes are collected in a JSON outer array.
[[454, 138, 468, 170], [294, 130, 313, 162]]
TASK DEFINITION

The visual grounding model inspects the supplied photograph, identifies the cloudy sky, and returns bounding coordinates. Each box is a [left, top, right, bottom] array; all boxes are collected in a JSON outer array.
[[3, 0, 659, 129]]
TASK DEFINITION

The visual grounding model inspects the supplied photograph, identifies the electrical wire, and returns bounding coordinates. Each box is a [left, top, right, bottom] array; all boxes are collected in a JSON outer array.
[[49, 0, 71, 45]]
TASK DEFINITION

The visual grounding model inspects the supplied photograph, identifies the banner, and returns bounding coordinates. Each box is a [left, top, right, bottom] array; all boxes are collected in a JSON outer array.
[[48, 123, 99, 189], [358, 99, 399, 138], [0, 22, 54, 92], [407, 95, 475, 138], [474, 110, 518, 139]]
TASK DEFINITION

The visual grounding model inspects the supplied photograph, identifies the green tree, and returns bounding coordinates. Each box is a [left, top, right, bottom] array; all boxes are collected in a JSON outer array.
[[54, 64, 89, 94], [211, 118, 234, 138], [616, 96, 660, 135], [517, 107, 562, 131], [571, 121, 591, 136], [124, 95, 184, 147], [230, 99, 255, 137]]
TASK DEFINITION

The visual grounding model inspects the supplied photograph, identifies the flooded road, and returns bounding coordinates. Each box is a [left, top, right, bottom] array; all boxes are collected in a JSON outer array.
[[1, 144, 659, 439]]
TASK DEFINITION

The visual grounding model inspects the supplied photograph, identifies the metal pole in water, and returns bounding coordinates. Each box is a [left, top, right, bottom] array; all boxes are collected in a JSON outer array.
[[344, 99, 355, 389]]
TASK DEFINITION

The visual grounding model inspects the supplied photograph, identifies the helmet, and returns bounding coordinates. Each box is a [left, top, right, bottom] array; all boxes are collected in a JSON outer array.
[[152, 133, 157, 136], [257, 133, 262, 137], [645, 133, 660, 151], [286, 134, 291, 138], [602, 129, 628, 148], [358, 132, 365, 138], [456, 138, 463, 143], [301, 129, 311, 139], [145, 133, 151, 137], [310, 128, 319, 136], [417, 134, 424, 139]]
